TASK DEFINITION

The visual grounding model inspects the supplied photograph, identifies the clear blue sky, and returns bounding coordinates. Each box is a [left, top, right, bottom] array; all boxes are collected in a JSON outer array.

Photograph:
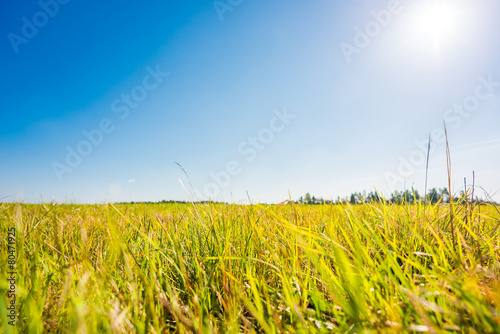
[[1, 0, 499, 203]]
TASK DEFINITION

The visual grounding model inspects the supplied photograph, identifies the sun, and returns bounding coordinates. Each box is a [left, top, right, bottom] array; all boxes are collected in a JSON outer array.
[[415, 2, 459, 39], [410, 0, 464, 56]]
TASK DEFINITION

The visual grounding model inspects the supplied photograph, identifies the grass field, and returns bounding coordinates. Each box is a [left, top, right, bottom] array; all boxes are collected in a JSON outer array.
[[1, 199, 499, 333]]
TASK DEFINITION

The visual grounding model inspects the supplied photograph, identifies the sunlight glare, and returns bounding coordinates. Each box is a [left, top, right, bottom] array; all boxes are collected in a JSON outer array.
[[415, 1, 460, 40], [408, 0, 466, 58]]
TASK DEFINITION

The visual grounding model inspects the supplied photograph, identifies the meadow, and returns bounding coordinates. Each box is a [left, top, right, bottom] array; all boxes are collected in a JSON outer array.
[[0, 198, 499, 333]]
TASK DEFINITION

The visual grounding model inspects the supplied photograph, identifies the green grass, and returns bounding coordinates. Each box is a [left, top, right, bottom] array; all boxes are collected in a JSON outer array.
[[0, 199, 499, 333]]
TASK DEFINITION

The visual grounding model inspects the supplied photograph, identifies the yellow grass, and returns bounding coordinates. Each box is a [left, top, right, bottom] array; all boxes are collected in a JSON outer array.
[[0, 200, 499, 333]]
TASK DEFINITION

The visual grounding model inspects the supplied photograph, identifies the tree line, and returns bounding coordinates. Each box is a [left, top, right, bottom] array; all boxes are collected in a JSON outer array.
[[296, 188, 497, 205]]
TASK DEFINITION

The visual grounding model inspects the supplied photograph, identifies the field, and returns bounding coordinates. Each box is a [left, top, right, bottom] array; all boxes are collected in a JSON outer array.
[[1, 200, 499, 333]]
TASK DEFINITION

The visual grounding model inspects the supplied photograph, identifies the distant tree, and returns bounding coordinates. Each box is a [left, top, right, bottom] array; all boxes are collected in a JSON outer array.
[[427, 188, 439, 204], [399, 189, 420, 204], [349, 193, 356, 204], [367, 191, 382, 203], [304, 193, 312, 204], [413, 189, 421, 202], [349, 192, 363, 205], [390, 191, 400, 204]]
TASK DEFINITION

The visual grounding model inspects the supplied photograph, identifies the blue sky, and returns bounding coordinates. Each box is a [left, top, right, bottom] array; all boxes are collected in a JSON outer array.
[[1, 0, 499, 203]]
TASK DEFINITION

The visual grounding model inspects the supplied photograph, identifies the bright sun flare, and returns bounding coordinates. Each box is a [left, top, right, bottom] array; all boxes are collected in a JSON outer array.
[[410, 1, 464, 56], [419, 4, 456, 36]]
